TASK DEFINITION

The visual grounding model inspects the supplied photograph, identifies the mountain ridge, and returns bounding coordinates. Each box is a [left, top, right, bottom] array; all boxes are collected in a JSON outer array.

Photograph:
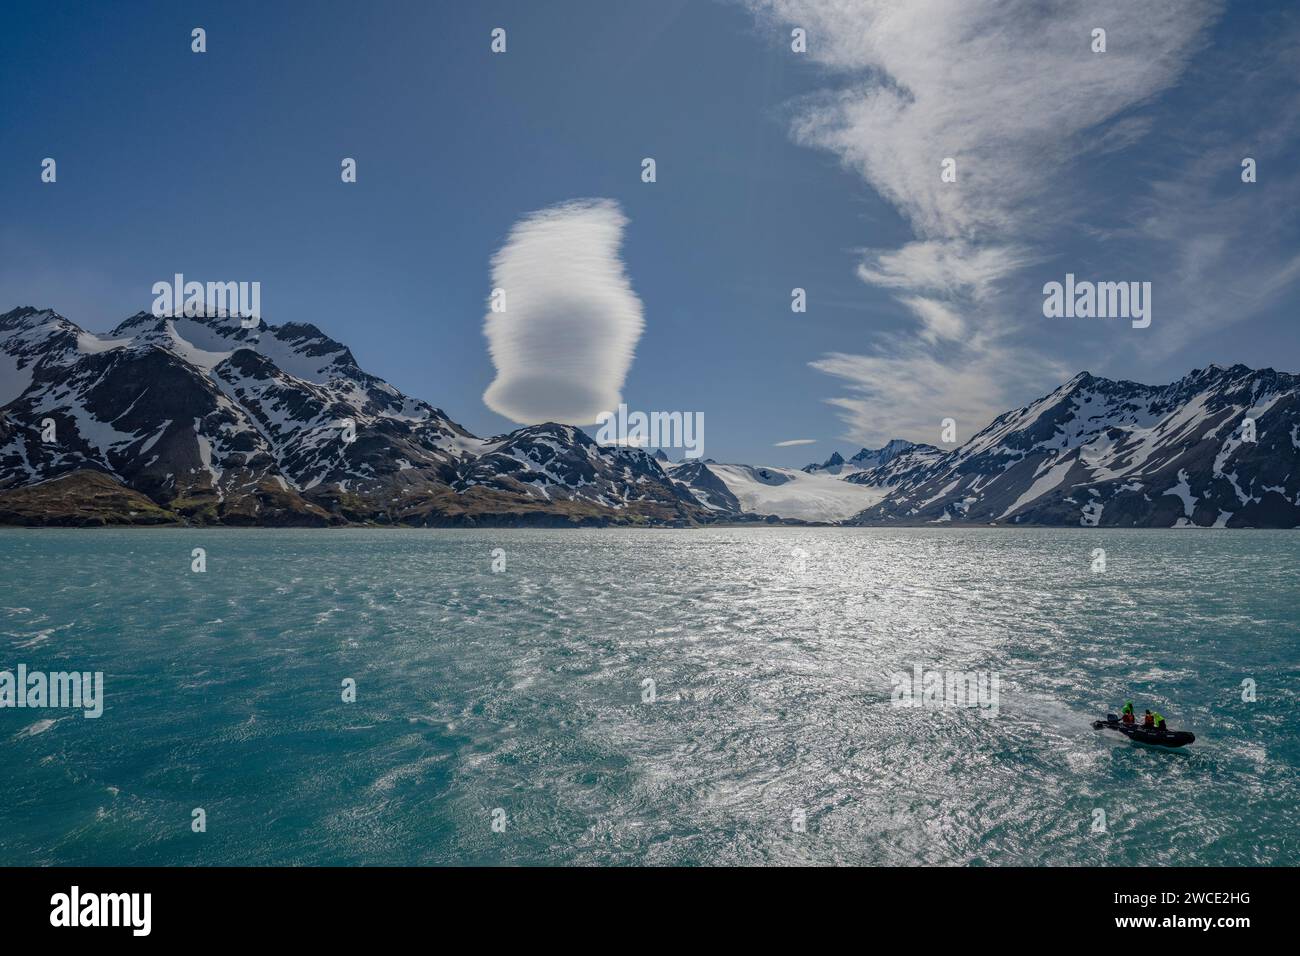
[[843, 362, 1300, 528], [3, 306, 1298, 528], [0, 307, 706, 527]]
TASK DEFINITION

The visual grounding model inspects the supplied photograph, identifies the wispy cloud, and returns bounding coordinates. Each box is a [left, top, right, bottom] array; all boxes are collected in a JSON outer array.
[[482, 199, 644, 425], [742, 0, 1220, 445], [856, 241, 1036, 303], [1122, 21, 1300, 360], [897, 295, 964, 345], [812, 341, 1072, 446], [774, 438, 817, 446]]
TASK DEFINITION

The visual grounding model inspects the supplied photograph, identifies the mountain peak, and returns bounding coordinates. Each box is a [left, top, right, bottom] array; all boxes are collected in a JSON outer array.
[[801, 450, 845, 473], [0, 306, 62, 331], [0, 305, 41, 322], [850, 438, 929, 465], [109, 311, 166, 336], [1189, 362, 1253, 380]]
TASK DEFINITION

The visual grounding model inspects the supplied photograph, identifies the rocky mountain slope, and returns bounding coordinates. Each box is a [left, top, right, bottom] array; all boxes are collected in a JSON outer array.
[[845, 366, 1300, 528], [0, 307, 705, 526], [668, 369, 1300, 529]]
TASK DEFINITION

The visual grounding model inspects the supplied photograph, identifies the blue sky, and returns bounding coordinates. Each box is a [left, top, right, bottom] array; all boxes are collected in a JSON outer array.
[[2, 0, 1297, 465]]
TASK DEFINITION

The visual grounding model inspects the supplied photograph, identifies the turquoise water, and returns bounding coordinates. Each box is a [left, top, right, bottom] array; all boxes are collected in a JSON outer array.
[[0, 528, 1296, 866]]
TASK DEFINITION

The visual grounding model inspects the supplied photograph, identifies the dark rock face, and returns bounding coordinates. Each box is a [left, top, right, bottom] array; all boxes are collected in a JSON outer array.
[[664, 459, 743, 513], [0, 308, 709, 526], [802, 451, 845, 473]]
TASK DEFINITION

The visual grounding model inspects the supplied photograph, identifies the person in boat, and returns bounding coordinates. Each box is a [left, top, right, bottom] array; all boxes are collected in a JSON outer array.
[[1152, 712, 1167, 731], [1142, 710, 1155, 728], [1120, 702, 1135, 725]]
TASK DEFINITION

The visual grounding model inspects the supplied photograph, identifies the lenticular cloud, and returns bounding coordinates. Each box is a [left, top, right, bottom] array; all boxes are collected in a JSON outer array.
[[482, 199, 644, 425]]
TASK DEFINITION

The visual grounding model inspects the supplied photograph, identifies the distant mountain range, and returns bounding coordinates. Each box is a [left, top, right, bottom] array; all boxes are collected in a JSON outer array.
[[801, 438, 938, 476], [2, 306, 1297, 528]]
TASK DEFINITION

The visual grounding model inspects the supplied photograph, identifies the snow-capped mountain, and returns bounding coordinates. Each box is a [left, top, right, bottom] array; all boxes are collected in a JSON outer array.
[[4, 306, 1297, 528], [803, 439, 940, 477], [846, 366, 1300, 528], [842, 441, 945, 488], [663, 459, 742, 514], [849, 438, 939, 472], [0, 307, 706, 526], [673, 369, 1300, 529], [453, 422, 699, 513], [802, 451, 848, 474]]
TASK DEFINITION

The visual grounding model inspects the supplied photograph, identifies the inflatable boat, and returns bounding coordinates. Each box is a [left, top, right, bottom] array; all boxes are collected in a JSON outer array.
[[1093, 713, 1195, 748]]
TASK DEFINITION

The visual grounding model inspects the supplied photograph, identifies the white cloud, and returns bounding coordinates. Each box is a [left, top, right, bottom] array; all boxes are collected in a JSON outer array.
[[743, 0, 1220, 443], [761, 0, 1216, 241], [897, 295, 964, 344], [812, 340, 1072, 448], [482, 199, 644, 425], [774, 438, 817, 446], [856, 240, 1035, 302]]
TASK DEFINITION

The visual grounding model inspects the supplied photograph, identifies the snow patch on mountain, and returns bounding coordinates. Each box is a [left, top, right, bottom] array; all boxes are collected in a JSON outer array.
[[999, 454, 1075, 520]]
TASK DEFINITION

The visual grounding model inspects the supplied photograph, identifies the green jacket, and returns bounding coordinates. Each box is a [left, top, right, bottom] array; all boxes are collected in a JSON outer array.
[[1152, 712, 1166, 729]]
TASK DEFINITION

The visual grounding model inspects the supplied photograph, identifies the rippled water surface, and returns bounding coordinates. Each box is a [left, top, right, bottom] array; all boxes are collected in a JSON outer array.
[[1, 528, 1297, 866]]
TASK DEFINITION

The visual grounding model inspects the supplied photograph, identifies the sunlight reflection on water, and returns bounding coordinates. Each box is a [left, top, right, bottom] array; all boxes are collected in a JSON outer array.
[[0, 527, 1296, 865]]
